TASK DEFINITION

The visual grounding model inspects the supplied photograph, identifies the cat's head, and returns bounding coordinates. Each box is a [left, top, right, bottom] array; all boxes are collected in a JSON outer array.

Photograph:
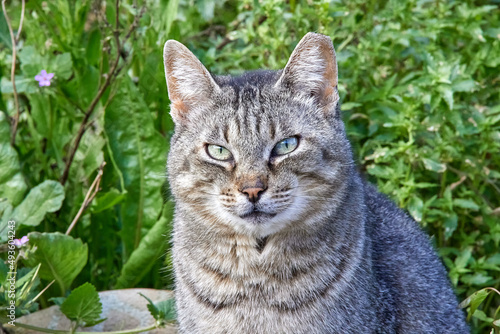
[[164, 33, 354, 237]]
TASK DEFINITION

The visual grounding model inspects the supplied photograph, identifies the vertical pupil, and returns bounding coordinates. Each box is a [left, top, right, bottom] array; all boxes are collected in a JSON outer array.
[[284, 140, 289, 149], [218, 147, 223, 154]]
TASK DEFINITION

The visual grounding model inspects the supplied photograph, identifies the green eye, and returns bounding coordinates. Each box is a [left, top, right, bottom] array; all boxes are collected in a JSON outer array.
[[207, 144, 233, 161], [272, 137, 299, 156]]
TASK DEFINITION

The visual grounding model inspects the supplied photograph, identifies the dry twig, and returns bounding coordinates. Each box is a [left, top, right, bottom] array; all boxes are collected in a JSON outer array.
[[65, 161, 106, 235]]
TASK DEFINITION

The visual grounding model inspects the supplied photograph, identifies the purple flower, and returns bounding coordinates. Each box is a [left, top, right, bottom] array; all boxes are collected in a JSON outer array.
[[13, 236, 29, 247], [34, 70, 54, 87]]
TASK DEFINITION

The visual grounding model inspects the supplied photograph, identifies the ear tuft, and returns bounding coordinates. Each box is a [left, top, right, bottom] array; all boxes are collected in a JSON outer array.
[[276, 32, 338, 107], [163, 40, 220, 123]]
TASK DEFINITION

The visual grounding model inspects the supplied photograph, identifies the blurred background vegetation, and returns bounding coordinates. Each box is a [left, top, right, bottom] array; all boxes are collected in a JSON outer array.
[[0, 0, 499, 332]]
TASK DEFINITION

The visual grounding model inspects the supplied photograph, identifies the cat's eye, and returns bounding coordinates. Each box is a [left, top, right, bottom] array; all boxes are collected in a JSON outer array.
[[272, 136, 299, 156], [206, 144, 233, 161]]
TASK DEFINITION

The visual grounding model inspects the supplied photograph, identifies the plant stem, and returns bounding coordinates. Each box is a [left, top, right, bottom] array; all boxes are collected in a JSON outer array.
[[26, 279, 55, 307], [2, 319, 161, 334], [2, 0, 25, 146], [15, 0, 25, 42]]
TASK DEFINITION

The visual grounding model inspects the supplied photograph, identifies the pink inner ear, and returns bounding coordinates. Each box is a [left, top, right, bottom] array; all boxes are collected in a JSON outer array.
[[171, 99, 189, 115], [164, 40, 221, 123]]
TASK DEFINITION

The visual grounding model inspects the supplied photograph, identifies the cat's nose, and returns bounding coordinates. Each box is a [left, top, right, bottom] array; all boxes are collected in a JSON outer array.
[[240, 186, 266, 203]]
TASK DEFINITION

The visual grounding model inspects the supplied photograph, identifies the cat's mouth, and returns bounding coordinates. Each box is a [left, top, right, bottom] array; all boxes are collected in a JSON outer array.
[[239, 209, 277, 222]]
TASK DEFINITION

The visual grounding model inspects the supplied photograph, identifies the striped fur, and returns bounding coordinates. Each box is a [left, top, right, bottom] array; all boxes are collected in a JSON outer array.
[[163, 33, 468, 333]]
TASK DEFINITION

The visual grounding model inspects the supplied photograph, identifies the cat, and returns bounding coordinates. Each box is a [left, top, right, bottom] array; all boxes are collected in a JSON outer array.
[[163, 32, 469, 333]]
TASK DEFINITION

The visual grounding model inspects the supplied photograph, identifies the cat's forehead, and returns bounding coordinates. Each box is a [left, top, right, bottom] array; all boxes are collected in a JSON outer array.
[[204, 78, 310, 144], [185, 70, 327, 151], [214, 69, 281, 89]]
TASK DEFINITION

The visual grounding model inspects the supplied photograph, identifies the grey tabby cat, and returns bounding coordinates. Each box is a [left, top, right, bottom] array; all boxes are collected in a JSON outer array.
[[163, 33, 468, 333]]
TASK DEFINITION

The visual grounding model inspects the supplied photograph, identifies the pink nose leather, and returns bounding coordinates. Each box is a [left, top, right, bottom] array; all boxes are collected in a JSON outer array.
[[242, 187, 265, 203]]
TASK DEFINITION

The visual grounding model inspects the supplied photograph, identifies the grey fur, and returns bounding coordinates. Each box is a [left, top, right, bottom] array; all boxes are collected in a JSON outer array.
[[163, 33, 469, 333]]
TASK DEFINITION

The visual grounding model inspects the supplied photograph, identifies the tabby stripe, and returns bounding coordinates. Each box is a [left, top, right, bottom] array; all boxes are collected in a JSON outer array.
[[179, 268, 242, 311]]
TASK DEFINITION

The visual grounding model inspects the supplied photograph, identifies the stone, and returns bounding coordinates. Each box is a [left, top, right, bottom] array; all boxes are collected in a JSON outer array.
[[3, 289, 178, 333]]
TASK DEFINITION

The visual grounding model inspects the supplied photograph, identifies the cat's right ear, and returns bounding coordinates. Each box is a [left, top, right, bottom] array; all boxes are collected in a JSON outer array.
[[163, 40, 221, 124]]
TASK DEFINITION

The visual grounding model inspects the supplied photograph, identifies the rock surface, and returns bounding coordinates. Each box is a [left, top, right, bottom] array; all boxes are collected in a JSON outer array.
[[3, 288, 178, 333]]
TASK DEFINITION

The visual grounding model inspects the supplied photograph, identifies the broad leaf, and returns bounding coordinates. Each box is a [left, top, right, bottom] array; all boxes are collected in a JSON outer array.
[[52, 53, 73, 80], [115, 202, 173, 288], [104, 80, 168, 258], [0, 112, 27, 206], [25, 232, 88, 293], [60, 282, 105, 327], [12, 180, 65, 227]]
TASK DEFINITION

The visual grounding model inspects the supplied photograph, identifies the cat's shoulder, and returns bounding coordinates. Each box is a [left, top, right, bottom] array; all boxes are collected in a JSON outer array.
[[362, 180, 432, 248]]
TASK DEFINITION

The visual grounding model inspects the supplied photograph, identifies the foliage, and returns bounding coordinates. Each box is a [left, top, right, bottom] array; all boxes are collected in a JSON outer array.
[[0, 0, 499, 333], [59, 282, 105, 328], [25, 232, 88, 294], [140, 292, 177, 325]]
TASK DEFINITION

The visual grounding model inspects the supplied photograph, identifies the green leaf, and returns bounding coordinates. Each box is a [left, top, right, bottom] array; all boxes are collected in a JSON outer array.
[[49, 297, 66, 306], [86, 29, 102, 66], [453, 198, 479, 211], [60, 282, 105, 327], [407, 196, 424, 222], [15, 264, 39, 290], [27, 94, 51, 137], [163, 0, 180, 37], [0, 199, 14, 243], [0, 112, 27, 206], [51, 53, 73, 80], [140, 293, 176, 324], [341, 102, 362, 110], [91, 188, 127, 214], [0, 259, 8, 284], [18, 46, 48, 77], [16, 264, 41, 303], [422, 158, 446, 173], [438, 85, 453, 110], [444, 213, 458, 240], [154, 298, 177, 323], [461, 273, 493, 286], [0, 15, 11, 49], [104, 80, 168, 258], [11, 180, 65, 227], [452, 80, 475, 92], [25, 232, 88, 293], [197, 0, 216, 21], [459, 288, 490, 321], [472, 309, 493, 323], [455, 247, 473, 269], [115, 202, 173, 288]]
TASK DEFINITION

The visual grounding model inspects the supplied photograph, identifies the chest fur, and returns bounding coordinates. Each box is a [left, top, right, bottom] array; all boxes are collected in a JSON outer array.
[[172, 220, 373, 333]]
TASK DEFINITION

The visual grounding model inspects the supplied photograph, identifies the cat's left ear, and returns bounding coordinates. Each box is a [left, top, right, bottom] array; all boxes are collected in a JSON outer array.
[[163, 40, 221, 124], [276, 33, 339, 109]]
